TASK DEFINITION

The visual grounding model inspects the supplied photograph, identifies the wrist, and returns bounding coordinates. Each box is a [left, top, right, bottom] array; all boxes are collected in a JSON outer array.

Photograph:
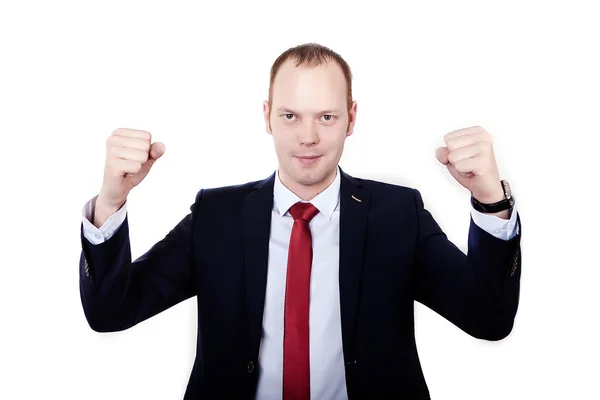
[[473, 190, 505, 205], [470, 180, 514, 218], [94, 194, 125, 228]]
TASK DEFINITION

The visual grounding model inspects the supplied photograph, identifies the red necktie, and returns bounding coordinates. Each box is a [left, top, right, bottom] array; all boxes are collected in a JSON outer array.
[[283, 202, 320, 400]]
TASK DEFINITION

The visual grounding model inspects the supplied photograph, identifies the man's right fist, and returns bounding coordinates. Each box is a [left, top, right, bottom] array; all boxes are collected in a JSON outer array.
[[94, 128, 165, 226]]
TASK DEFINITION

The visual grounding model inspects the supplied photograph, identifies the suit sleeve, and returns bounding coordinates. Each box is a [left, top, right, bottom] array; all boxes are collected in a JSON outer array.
[[412, 189, 522, 340], [79, 189, 204, 332]]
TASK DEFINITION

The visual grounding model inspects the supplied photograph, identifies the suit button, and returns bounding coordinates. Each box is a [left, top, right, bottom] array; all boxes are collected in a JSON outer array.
[[247, 361, 255, 373]]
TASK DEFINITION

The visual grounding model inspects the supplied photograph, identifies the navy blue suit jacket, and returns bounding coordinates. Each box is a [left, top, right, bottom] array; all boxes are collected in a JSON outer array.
[[79, 167, 522, 399]]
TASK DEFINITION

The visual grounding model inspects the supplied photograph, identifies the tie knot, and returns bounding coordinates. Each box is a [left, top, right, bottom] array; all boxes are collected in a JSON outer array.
[[289, 202, 319, 222]]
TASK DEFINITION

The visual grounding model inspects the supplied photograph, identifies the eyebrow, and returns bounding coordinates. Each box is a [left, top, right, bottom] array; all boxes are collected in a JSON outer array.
[[276, 107, 342, 115]]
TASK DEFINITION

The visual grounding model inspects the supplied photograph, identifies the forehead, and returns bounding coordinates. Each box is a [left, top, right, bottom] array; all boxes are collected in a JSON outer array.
[[271, 59, 347, 110]]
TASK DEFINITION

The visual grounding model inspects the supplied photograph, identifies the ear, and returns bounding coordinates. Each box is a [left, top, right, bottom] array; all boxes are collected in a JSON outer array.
[[346, 100, 357, 137], [263, 100, 273, 135]]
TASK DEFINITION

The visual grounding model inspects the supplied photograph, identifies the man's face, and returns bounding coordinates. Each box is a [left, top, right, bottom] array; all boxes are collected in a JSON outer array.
[[264, 59, 357, 193]]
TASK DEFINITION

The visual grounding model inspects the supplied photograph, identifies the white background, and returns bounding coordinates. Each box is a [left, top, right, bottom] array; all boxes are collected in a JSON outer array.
[[1, 0, 599, 399]]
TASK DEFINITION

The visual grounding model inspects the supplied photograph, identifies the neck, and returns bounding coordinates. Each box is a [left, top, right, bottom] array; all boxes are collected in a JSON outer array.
[[279, 167, 338, 201]]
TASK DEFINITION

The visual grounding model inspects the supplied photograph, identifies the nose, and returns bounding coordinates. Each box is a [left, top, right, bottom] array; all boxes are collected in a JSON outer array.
[[297, 121, 319, 146]]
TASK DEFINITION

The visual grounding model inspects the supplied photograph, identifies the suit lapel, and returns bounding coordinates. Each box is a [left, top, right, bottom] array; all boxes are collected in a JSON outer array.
[[338, 168, 369, 361], [242, 168, 369, 363], [243, 172, 275, 356]]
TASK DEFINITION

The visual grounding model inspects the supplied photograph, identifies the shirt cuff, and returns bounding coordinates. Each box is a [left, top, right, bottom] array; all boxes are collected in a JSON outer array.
[[81, 194, 128, 245], [470, 203, 520, 241]]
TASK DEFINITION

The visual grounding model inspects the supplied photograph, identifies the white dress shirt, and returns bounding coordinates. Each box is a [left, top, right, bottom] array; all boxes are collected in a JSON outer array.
[[81, 167, 519, 399]]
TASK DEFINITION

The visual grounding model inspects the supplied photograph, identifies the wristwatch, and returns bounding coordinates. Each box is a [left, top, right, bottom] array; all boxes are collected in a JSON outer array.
[[470, 180, 515, 213]]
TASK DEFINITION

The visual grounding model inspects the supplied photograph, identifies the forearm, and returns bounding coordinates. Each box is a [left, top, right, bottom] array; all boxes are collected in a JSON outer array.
[[80, 190, 201, 333], [93, 194, 126, 228], [464, 216, 522, 339], [80, 217, 138, 332]]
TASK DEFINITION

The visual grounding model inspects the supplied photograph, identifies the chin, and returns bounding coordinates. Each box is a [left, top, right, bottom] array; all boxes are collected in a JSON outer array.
[[293, 168, 330, 186]]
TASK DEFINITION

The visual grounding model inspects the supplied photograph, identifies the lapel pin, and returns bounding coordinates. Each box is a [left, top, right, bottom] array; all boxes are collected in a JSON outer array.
[[351, 195, 362, 203]]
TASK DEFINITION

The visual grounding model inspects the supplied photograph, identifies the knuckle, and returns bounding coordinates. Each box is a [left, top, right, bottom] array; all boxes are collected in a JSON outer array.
[[106, 144, 116, 157], [126, 138, 141, 150], [137, 130, 151, 141], [141, 140, 151, 152], [447, 152, 456, 164], [112, 127, 151, 141], [480, 141, 491, 153], [128, 149, 142, 163]]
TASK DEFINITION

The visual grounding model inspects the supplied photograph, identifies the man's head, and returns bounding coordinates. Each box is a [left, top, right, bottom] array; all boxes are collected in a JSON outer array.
[[263, 43, 357, 200]]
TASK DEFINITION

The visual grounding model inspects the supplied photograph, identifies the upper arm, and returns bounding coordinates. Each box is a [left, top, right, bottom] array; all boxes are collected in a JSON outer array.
[[80, 189, 204, 332], [129, 188, 204, 321], [412, 188, 471, 323], [412, 188, 522, 340]]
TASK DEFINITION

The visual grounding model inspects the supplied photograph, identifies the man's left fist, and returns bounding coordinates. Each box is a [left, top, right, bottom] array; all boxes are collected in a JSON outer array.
[[435, 126, 505, 204]]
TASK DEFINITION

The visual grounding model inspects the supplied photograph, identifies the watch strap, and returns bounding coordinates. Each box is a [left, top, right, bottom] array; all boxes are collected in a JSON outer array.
[[470, 180, 515, 213]]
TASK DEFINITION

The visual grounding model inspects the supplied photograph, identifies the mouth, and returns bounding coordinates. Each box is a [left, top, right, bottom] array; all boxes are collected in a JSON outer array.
[[295, 155, 322, 166]]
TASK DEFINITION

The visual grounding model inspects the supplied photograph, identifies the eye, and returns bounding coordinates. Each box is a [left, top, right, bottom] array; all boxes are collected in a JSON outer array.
[[284, 113, 295, 120], [320, 114, 334, 122]]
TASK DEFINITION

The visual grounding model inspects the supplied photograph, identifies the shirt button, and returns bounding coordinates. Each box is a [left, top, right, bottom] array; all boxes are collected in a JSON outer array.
[[247, 361, 255, 373], [95, 234, 101, 239], [109, 230, 114, 235], [494, 229, 501, 234]]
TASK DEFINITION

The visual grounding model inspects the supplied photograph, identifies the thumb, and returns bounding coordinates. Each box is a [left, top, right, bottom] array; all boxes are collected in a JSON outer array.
[[444, 157, 473, 189], [435, 147, 449, 165], [149, 142, 166, 161], [436, 146, 471, 188]]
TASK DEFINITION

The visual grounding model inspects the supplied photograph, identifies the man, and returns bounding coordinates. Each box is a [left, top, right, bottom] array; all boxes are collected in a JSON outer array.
[[79, 43, 521, 399]]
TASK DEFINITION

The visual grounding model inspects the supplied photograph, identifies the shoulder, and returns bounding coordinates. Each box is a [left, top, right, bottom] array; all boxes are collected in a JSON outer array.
[[356, 176, 415, 194], [349, 174, 418, 202], [342, 172, 423, 216], [201, 178, 264, 197], [188, 173, 274, 209]]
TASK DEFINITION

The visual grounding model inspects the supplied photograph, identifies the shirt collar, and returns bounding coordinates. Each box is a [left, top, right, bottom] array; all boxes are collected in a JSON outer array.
[[273, 165, 341, 221]]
